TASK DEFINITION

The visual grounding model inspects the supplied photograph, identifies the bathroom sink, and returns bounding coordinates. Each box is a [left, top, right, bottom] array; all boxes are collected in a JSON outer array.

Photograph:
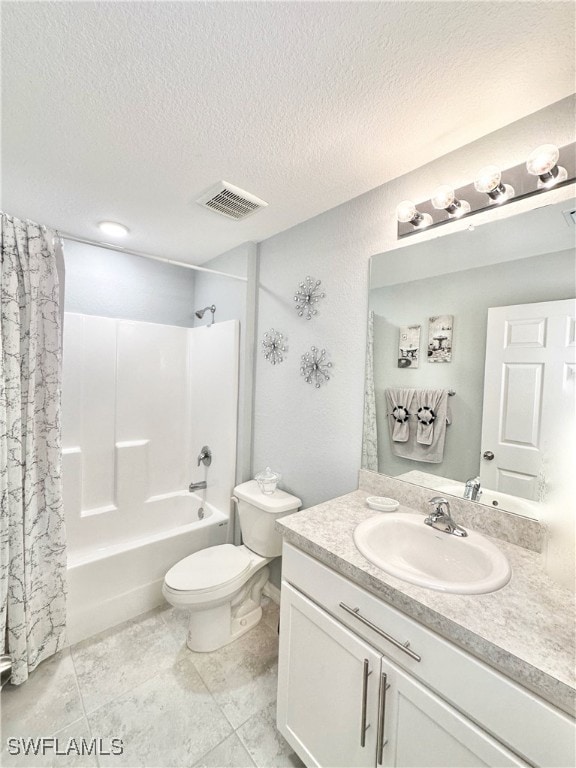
[[353, 513, 511, 594]]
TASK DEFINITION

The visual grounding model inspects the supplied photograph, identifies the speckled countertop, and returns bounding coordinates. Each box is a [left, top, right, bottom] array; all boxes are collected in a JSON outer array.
[[276, 489, 576, 717]]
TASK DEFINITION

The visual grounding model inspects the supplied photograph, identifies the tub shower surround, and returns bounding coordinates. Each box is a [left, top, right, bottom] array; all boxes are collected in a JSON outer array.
[[61, 313, 239, 643]]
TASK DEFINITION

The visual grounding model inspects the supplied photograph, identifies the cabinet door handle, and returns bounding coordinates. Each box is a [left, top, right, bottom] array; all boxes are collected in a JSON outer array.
[[360, 659, 370, 747], [376, 672, 389, 765], [339, 603, 421, 662]]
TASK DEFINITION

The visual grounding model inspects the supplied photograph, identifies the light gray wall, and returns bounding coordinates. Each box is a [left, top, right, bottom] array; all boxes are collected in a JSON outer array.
[[64, 240, 196, 325], [196, 243, 257, 545], [193, 244, 248, 330], [253, 96, 575, 512], [370, 249, 575, 481]]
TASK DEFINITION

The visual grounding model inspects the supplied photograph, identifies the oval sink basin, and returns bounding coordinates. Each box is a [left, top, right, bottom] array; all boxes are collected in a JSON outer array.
[[353, 513, 511, 594]]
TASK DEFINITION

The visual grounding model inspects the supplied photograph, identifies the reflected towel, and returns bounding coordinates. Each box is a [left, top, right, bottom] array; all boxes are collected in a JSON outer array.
[[385, 388, 415, 442], [414, 389, 448, 445], [387, 388, 452, 463]]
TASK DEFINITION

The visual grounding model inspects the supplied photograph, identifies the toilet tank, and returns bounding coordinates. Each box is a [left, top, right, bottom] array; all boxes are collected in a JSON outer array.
[[233, 480, 301, 557]]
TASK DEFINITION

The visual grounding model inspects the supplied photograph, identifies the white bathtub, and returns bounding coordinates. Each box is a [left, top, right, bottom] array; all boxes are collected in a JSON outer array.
[[66, 494, 229, 644]]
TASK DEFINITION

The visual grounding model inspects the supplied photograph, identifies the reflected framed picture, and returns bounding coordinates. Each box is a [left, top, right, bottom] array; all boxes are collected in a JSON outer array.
[[428, 315, 453, 363], [397, 324, 421, 368]]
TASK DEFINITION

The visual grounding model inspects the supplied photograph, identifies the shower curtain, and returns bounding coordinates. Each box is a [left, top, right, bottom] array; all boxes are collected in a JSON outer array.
[[0, 213, 67, 685], [362, 310, 378, 471]]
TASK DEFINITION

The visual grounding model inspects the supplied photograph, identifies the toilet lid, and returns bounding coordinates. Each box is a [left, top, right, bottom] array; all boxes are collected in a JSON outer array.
[[165, 544, 252, 592]]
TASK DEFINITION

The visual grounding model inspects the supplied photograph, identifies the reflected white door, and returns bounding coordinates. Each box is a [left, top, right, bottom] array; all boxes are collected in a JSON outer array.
[[481, 299, 576, 500]]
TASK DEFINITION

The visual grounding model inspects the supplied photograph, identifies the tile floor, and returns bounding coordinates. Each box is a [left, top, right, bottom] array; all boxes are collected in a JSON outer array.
[[1, 599, 304, 768]]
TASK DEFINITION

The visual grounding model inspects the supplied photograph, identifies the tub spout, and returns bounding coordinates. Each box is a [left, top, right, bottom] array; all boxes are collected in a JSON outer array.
[[189, 481, 207, 492]]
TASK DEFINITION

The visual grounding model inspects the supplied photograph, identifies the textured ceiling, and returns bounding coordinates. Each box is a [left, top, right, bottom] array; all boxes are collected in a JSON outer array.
[[2, 1, 575, 264]]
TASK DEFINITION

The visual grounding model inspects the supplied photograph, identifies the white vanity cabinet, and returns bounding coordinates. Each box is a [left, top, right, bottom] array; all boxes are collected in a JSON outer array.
[[278, 582, 526, 768], [277, 543, 575, 768]]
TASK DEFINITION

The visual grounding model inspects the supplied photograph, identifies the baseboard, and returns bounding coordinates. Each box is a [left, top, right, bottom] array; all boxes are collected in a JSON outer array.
[[263, 581, 281, 604]]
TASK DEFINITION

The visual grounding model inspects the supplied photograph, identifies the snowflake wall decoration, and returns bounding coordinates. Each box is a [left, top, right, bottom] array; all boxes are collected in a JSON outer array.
[[294, 276, 325, 320], [300, 346, 332, 388], [261, 328, 287, 365]]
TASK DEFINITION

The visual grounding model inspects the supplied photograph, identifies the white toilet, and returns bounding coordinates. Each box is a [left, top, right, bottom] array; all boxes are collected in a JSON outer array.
[[162, 480, 301, 652]]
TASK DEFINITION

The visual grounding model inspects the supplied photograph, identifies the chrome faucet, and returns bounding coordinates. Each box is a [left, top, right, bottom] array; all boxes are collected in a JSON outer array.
[[425, 497, 468, 537], [464, 476, 482, 501], [197, 446, 212, 467], [189, 480, 207, 492]]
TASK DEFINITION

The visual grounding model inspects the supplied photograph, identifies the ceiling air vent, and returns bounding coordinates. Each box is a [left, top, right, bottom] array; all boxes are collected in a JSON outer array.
[[196, 181, 268, 221]]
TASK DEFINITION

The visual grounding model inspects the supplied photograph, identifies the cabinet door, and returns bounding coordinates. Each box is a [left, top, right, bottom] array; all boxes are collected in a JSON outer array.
[[381, 656, 528, 768], [277, 582, 381, 768]]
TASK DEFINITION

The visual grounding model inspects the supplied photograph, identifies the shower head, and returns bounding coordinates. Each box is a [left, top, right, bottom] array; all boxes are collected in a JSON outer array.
[[195, 304, 216, 323]]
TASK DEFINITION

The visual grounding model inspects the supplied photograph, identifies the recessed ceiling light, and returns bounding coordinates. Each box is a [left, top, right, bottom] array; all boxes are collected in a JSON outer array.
[[98, 221, 129, 238]]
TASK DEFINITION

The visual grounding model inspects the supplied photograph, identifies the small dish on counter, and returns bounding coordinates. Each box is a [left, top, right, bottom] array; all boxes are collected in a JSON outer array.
[[366, 496, 400, 512]]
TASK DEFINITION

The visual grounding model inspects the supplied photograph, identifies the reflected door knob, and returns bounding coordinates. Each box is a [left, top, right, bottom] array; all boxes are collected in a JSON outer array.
[[483, 450, 495, 461]]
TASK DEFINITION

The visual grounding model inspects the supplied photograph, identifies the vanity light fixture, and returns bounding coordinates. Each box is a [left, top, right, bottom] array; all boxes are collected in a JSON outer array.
[[473, 166, 515, 205], [396, 200, 433, 229], [98, 221, 129, 238], [396, 141, 575, 239], [430, 186, 471, 218], [526, 144, 568, 189]]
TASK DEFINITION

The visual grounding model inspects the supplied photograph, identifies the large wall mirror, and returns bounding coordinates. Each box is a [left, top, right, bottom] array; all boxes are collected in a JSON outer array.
[[364, 198, 576, 518]]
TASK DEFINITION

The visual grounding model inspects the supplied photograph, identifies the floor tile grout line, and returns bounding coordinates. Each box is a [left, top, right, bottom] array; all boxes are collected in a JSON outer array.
[[181, 649, 239, 734], [68, 651, 100, 767], [70, 615, 182, 721], [233, 719, 260, 768], [78, 660, 174, 723], [167, 619, 279, 735], [190, 730, 251, 768]]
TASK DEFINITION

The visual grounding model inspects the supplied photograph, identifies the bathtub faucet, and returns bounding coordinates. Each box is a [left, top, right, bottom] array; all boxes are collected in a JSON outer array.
[[189, 480, 207, 492]]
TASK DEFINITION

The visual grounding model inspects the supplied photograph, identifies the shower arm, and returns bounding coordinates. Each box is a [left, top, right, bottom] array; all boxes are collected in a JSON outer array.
[[194, 304, 216, 326]]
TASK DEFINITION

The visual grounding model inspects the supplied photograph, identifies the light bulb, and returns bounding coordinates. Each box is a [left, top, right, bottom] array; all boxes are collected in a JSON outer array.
[[396, 200, 433, 228], [474, 166, 514, 204], [98, 221, 129, 238], [431, 185, 455, 209], [526, 144, 567, 188], [431, 185, 471, 218], [474, 166, 502, 194], [396, 200, 417, 223], [526, 144, 559, 175]]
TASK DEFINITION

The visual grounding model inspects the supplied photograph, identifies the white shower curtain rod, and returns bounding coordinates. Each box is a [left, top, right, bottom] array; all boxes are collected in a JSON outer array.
[[58, 231, 248, 282]]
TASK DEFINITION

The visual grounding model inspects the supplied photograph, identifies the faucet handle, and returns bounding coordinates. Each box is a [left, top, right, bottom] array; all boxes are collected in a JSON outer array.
[[429, 496, 450, 507], [197, 445, 212, 467]]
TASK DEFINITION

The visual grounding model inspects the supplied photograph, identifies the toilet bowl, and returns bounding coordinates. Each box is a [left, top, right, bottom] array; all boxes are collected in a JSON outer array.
[[162, 480, 301, 652]]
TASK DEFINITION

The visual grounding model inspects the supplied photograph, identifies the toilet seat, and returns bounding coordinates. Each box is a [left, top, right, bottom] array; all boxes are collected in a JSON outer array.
[[165, 544, 251, 592], [163, 544, 268, 607]]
